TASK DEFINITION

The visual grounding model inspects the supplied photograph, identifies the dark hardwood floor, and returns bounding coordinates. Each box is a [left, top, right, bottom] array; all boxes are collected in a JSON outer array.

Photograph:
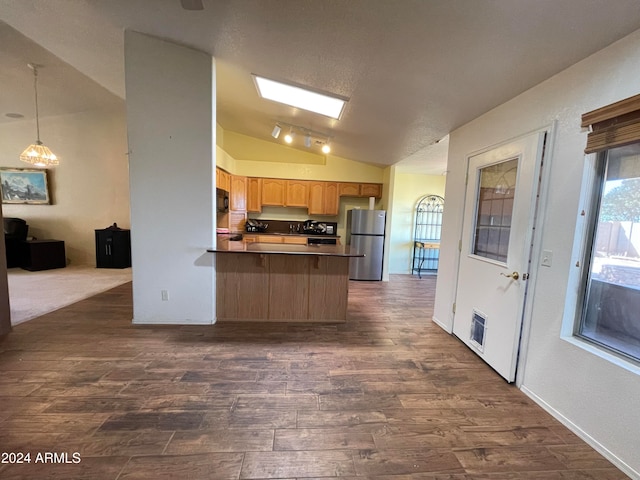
[[0, 275, 628, 479]]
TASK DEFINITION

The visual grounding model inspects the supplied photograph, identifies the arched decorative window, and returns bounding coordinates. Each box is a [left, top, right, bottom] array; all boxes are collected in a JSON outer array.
[[412, 194, 444, 278]]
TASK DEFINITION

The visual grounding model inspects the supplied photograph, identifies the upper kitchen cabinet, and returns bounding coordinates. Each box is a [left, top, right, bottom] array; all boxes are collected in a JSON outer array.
[[308, 181, 339, 216], [230, 175, 247, 211], [231, 175, 382, 215], [261, 178, 286, 206], [285, 180, 309, 208], [247, 177, 262, 212], [338, 182, 360, 197], [216, 167, 231, 192], [338, 182, 382, 198], [308, 181, 325, 215], [360, 183, 383, 198], [325, 182, 339, 215]]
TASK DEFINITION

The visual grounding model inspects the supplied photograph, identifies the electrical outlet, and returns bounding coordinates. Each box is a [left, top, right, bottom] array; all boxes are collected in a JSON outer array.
[[161, 290, 169, 301], [541, 250, 553, 267]]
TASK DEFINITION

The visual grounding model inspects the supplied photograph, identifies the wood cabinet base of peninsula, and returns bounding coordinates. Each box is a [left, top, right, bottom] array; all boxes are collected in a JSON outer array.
[[216, 253, 349, 322]]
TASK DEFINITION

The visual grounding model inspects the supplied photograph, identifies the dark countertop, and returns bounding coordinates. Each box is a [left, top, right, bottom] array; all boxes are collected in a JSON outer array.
[[208, 242, 363, 257]]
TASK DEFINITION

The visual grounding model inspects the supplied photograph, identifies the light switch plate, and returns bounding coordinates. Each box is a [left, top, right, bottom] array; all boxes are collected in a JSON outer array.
[[541, 249, 553, 267]]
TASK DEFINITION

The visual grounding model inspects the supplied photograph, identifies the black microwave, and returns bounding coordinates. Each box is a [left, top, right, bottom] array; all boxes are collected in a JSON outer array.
[[216, 188, 229, 212]]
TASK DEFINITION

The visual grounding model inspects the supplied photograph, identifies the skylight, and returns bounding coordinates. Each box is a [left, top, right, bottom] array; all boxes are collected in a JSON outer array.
[[253, 75, 347, 120]]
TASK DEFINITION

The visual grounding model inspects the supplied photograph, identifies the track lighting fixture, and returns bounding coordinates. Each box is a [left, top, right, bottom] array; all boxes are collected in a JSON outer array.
[[270, 121, 333, 154], [284, 128, 294, 144]]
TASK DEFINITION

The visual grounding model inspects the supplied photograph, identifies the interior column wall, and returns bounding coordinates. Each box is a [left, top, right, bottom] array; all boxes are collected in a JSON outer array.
[[125, 30, 215, 325]]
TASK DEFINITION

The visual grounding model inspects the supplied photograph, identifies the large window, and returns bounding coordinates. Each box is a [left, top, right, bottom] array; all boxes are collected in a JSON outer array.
[[579, 94, 640, 363], [579, 144, 640, 361]]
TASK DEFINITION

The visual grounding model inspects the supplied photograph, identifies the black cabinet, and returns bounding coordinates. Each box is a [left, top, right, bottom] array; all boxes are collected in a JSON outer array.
[[95, 225, 131, 268], [22, 239, 66, 271]]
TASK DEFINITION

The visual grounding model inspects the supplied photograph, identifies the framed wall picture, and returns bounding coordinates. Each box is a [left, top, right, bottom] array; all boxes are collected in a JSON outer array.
[[0, 168, 51, 205]]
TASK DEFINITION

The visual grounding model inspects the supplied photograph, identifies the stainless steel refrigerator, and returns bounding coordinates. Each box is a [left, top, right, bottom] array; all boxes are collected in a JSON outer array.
[[347, 209, 386, 280]]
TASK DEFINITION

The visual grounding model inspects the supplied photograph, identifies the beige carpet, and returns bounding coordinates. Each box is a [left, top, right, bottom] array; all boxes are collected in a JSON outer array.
[[7, 264, 132, 325]]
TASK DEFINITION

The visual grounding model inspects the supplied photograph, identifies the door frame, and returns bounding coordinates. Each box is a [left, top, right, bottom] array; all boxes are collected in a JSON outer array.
[[450, 124, 556, 386]]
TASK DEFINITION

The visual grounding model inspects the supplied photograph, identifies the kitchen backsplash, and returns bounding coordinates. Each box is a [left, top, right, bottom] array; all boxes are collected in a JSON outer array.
[[245, 219, 338, 235]]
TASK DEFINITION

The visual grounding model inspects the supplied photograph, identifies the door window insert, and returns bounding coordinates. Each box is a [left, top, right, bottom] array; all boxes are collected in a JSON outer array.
[[472, 158, 518, 263]]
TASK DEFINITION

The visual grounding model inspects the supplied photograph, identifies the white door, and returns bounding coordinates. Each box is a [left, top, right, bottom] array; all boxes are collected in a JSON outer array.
[[453, 131, 546, 382]]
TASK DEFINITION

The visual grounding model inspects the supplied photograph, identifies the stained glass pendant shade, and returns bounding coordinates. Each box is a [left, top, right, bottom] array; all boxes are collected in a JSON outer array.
[[20, 64, 59, 167]]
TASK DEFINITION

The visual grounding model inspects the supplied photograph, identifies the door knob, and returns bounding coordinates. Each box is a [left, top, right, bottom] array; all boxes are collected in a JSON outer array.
[[500, 271, 519, 280]]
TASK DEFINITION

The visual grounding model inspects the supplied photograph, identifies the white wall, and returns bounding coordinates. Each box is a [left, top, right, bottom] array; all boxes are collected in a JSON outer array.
[[433, 28, 640, 477], [125, 31, 215, 325]]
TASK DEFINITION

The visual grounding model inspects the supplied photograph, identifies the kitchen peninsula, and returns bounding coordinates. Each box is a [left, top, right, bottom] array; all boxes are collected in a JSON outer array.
[[208, 240, 363, 323]]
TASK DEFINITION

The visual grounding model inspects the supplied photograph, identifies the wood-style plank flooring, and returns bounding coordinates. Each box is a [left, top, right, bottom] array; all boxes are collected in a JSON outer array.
[[0, 275, 628, 479]]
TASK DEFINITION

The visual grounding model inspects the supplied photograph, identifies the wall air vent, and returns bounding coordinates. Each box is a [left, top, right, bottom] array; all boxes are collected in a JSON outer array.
[[470, 310, 487, 352]]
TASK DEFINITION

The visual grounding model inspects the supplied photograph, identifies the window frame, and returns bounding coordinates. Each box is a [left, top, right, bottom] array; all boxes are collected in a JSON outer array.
[[567, 93, 640, 371], [574, 146, 640, 365]]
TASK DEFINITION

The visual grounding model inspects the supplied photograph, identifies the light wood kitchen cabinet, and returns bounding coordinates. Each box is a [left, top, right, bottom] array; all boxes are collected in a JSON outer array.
[[324, 182, 339, 215], [230, 175, 247, 211], [216, 167, 231, 192], [244, 234, 308, 245], [338, 181, 383, 198], [236, 175, 382, 213], [257, 235, 283, 244], [246, 177, 262, 212], [283, 236, 308, 245], [261, 178, 286, 206], [338, 182, 360, 197], [360, 183, 382, 198], [308, 181, 339, 216], [285, 180, 309, 207], [307, 181, 325, 215], [228, 211, 246, 232]]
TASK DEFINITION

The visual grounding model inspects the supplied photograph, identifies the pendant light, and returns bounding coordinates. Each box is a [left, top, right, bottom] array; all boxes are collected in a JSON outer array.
[[20, 63, 59, 167]]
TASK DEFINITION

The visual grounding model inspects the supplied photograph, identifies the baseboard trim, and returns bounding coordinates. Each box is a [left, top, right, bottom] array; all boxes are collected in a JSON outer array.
[[132, 318, 214, 325], [432, 315, 452, 333], [520, 386, 639, 480]]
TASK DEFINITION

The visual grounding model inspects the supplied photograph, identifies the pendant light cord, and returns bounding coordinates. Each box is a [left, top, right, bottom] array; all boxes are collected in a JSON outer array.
[[32, 65, 41, 144]]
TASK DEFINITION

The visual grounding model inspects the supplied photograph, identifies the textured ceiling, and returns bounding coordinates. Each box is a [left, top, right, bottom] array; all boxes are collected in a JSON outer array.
[[2, 0, 640, 174]]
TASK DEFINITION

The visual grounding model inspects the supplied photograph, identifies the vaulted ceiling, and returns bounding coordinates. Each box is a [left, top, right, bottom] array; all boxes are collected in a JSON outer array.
[[2, 0, 640, 174]]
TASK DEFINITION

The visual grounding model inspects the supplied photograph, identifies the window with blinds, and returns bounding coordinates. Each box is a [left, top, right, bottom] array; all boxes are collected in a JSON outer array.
[[578, 94, 640, 363], [582, 93, 640, 154]]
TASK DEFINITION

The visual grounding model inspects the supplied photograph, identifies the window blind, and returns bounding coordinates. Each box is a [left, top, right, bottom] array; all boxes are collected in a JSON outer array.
[[581, 93, 640, 154]]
